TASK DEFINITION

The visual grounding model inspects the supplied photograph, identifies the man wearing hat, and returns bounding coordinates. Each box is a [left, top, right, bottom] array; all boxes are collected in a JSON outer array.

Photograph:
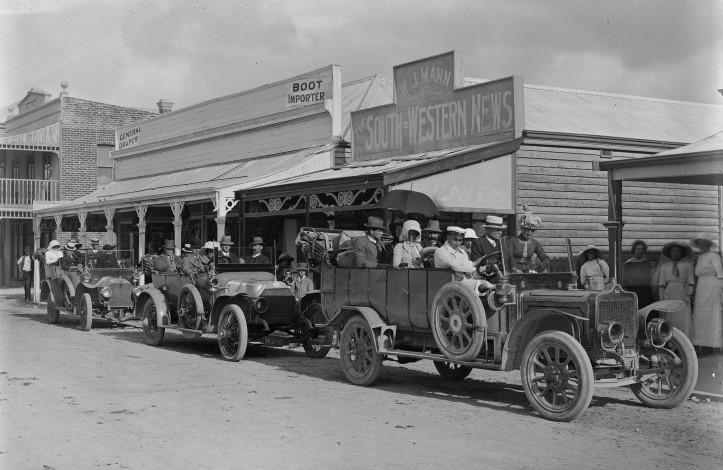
[[60, 240, 82, 270], [277, 253, 295, 282], [100, 244, 119, 268], [246, 236, 270, 264], [291, 262, 314, 301], [16, 246, 34, 304], [218, 235, 241, 264], [153, 239, 179, 272], [181, 240, 206, 276], [351, 216, 388, 268], [471, 215, 506, 263], [421, 219, 442, 248], [434, 226, 478, 275]]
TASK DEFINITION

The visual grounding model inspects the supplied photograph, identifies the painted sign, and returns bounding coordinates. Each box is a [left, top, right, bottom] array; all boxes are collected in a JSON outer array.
[[114, 65, 338, 152], [117, 124, 142, 150], [286, 69, 333, 108], [351, 51, 524, 161]]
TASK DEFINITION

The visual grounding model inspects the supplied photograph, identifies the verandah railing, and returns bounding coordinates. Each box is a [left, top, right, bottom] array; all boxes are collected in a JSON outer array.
[[0, 178, 60, 206]]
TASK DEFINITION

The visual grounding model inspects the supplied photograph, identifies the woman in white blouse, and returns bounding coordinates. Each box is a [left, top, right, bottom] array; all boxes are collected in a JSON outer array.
[[393, 220, 423, 269]]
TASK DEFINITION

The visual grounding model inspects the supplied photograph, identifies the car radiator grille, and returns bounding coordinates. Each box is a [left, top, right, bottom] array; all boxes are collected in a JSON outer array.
[[597, 296, 637, 347], [107, 281, 133, 309]]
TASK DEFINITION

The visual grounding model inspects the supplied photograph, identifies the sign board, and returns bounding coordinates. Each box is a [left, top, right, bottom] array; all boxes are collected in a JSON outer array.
[[115, 65, 338, 152], [351, 51, 524, 161], [389, 154, 514, 212]]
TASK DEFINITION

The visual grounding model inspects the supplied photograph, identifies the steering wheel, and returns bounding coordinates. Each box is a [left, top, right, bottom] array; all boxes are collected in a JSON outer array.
[[476, 251, 502, 281]]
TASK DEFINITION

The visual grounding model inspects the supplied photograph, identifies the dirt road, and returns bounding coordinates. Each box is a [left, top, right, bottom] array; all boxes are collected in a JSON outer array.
[[1, 292, 721, 470]]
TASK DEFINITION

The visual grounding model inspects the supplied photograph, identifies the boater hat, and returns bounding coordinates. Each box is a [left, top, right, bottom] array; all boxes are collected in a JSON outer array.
[[483, 215, 507, 229], [182, 243, 193, 253], [463, 228, 478, 240]]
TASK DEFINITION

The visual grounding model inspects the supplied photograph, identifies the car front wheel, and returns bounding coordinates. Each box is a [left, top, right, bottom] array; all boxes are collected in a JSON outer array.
[[77, 293, 93, 331], [520, 331, 594, 422], [217, 305, 248, 361], [142, 299, 165, 346], [631, 328, 698, 408]]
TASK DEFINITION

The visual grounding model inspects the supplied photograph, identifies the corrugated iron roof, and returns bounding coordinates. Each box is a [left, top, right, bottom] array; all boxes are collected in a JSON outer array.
[[656, 130, 723, 157], [340, 74, 394, 141]]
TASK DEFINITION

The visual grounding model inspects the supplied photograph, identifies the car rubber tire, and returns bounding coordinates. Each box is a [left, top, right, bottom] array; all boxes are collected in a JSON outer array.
[[430, 282, 486, 361], [78, 293, 93, 331], [520, 330, 594, 422], [631, 328, 698, 409], [217, 305, 248, 361], [46, 299, 59, 324], [339, 315, 383, 386], [142, 299, 165, 346]]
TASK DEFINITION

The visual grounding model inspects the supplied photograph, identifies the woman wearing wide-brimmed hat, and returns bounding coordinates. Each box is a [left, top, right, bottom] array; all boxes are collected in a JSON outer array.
[[690, 234, 723, 350], [578, 245, 609, 291], [657, 241, 695, 337], [392, 220, 424, 269]]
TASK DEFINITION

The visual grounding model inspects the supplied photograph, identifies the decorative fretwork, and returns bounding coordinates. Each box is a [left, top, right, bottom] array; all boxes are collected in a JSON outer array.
[[247, 187, 383, 215]]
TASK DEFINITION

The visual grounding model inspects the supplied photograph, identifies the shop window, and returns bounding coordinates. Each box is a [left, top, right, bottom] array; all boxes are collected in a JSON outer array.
[[27, 162, 35, 179], [13, 164, 20, 179]]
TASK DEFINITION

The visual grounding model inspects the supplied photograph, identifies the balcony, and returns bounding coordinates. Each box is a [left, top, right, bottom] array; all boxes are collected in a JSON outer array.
[[0, 178, 60, 219]]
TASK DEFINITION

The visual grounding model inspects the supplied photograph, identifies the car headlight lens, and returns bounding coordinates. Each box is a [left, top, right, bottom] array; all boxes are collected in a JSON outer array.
[[100, 286, 112, 298], [253, 297, 269, 314]]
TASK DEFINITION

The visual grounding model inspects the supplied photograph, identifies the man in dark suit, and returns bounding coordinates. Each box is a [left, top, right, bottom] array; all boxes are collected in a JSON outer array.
[[470, 215, 507, 263], [351, 216, 387, 268]]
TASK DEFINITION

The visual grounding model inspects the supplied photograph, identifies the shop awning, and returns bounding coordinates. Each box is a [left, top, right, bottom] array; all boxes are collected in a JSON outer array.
[[35, 144, 334, 216], [239, 139, 521, 213], [0, 123, 60, 151], [598, 131, 723, 185]]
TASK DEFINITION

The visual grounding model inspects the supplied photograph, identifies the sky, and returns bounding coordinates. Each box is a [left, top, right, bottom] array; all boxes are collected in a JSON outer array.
[[1, 0, 722, 114]]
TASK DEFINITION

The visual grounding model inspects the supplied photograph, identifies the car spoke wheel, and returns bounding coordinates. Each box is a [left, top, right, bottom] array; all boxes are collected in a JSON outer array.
[[142, 299, 165, 346], [178, 290, 198, 329], [46, 299, 59, 324], [217, 305, 248, 361], [339, 315, 382, 386], [631, 328, 698, 408], [77, 293, 93, 331], [521, 331, 594, 422], [430, 283, 485, 361], [433, 361, 473, 380], [302, 302, 331, 359]]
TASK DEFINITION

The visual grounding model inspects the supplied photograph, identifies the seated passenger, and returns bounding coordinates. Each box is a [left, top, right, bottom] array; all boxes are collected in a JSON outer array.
[[44, 240, 64, 278], [351, 216, 387, 268], [393, 220, 423, 269], [102, 244, 119, 268], [152, 239, 179, 272], [218, 235, 242, 264], [434, 226, 477, 274], [181, 240, 206, 276], [246, 236, 270, 264], [60, 240, 81, 270], [506, 207, 550, 273]]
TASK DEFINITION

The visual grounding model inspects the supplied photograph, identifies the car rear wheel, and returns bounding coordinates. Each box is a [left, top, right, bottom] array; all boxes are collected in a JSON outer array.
[[217, 305, 248, 361], [46, 299, 59, 324], [142, 299, 165, 346], [521, 331, 594, 422], [302, 302, 331, 359], [631, 328, 698, 408], [430, 283, 486, 361], [339, 315, 382, 386], [77, 293, 93, 331], [433, 361, 473, 380]]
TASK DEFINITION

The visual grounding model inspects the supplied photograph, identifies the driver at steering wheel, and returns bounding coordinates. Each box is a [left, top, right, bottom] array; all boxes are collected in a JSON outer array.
[[435, 226, 495, 292]]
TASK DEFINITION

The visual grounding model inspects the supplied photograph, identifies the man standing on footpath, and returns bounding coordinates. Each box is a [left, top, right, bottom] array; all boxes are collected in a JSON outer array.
[[16, 246, 34, 304]]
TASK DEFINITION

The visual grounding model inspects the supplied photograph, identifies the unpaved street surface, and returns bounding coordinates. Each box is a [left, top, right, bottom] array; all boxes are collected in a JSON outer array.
[[1, 291, 721, 470]]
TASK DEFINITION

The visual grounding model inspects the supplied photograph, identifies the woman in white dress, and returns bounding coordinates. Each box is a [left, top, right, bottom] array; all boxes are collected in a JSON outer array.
[[657, 242, 694, 337], [690, 235, 723, 351], [579, 245, 609, 291], [392, 220, 423, 269]]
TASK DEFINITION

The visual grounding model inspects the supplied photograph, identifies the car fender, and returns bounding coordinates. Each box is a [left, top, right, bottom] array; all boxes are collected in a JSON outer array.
[[41, 278, 59, 303], [636, 299, 684, 335], [179, 283, 205, 315], [134, 287, 171, 326], [60, 272, 76, 300], [327, 305, 387, 331], [501, 307, 579, 371]]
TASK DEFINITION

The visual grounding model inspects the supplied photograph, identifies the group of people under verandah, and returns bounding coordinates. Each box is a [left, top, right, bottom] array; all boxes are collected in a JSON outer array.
[[619, 235, 723, 353]]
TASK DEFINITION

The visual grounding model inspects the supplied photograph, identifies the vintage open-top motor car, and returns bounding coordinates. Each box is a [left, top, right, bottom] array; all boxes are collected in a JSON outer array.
[[41, 250, 139, 331], [134, 257, 328, 361], [296, 227, 698, 422]]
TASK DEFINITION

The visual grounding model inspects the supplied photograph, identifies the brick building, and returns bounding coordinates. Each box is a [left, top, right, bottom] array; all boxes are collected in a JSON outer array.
[[0, 84, 157, 286]]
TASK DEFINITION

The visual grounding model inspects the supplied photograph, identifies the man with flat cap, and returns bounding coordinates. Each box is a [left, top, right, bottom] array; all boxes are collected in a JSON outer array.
[[351, 216, 387, 268]]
